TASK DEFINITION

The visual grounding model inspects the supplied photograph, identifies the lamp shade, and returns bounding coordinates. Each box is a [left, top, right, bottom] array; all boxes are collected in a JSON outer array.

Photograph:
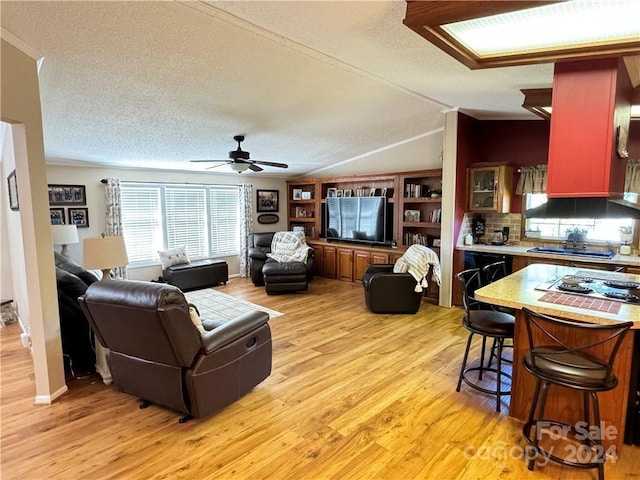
[[51, 224, 79, 246], [83, 235, 129, 274]]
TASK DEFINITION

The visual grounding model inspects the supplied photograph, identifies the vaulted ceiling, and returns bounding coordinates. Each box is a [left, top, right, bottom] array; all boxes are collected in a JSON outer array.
[[0, 1, 609, 177]]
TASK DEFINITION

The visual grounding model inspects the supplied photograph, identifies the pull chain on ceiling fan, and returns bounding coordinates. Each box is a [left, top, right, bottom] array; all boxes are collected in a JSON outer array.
[[190, 135, 288, 173]]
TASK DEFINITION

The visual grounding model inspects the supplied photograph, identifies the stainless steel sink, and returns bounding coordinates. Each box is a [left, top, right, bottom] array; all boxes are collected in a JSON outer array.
[[527, 246, 615, 259]]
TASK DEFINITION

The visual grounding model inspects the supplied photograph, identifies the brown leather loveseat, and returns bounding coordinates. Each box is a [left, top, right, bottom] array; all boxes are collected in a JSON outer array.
[[79, 280, 272, 422]]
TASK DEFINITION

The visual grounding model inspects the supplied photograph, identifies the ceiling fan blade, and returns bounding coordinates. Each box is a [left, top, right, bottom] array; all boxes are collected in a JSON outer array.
[[248, 164, 264, 172], [205, 163, 230, 171], [252, 160, 289, 168], [190, 159, 229, 163]]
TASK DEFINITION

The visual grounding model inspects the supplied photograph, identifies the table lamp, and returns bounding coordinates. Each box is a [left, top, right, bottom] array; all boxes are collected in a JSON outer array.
[[51, 224, 79, 258], [83, 234, 129, 280]]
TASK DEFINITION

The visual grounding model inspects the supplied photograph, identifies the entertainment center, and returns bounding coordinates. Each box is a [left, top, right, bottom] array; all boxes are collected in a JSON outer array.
[[287, 169, 442, 303]]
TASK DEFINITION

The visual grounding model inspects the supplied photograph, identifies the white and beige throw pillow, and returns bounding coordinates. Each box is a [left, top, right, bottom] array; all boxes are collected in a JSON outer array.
[[188, 306, 206, 336], [158, 246, 190, 269]]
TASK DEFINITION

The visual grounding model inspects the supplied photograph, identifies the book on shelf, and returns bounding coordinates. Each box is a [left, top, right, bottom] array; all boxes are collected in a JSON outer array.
[[427, 208, 441, 223], [404, 183, 429, 198]]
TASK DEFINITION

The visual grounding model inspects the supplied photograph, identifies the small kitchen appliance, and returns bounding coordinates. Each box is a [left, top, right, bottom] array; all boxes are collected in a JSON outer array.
[[491, 227, 509, 246]]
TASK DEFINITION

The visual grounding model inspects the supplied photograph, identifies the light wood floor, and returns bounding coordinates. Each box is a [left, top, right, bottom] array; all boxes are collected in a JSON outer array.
[[1, 277, 639, 479]]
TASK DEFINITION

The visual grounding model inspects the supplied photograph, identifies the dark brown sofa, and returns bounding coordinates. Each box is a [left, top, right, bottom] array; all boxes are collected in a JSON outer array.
[[248, 232, 314, 294], [79, 280, 272, 421]]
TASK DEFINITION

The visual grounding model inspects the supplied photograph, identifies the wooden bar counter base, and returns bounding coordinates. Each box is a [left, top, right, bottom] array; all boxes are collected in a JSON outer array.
[[474, 263, 639, 451]]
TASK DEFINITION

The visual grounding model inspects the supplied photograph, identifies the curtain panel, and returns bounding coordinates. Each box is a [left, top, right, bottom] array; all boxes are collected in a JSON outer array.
[[515, 165, 548, 195], [104, 178, 127, 279], [625, 159, 640, 194], [239, 184, 253, 277]]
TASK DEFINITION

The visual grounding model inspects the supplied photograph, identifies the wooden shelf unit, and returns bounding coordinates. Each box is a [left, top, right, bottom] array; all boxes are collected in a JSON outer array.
[[288, 169, 443, 303]]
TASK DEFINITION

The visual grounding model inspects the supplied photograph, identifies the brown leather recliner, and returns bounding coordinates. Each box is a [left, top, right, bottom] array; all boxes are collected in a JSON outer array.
[[79, 280, 272, 422], [248, 232, 314, 291], [362, 264, 423, 314]]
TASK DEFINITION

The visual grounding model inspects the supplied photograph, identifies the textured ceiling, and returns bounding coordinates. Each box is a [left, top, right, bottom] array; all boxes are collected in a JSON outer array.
[[1, 1, 559, 177]]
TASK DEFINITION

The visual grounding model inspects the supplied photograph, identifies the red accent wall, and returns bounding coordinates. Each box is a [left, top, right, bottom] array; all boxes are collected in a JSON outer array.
[[454, 112, 479, 242]]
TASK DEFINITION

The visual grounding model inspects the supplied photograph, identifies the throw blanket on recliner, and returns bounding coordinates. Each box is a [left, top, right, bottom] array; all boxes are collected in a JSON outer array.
[[267, 231, 310, 263], [393, 244, 442, 292]]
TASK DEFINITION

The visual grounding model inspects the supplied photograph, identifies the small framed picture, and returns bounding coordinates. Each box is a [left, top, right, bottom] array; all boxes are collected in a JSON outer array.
[[343, 189, 352, 197], [433, 238, 441, 247], [257, 189, 279, 212], [404, 209, 421, 222], [301, 191, 312, 200], [7, 170, 19, 211], [292, 188, 303, 200], [48, 184, 86, 206], [50, 208, 65, 225], [369, 188, 377, 197], [68, 207, 89, 228], [295, 206, 307, 218], [336, 189, 344, 198], [327, 188, 337, 198]]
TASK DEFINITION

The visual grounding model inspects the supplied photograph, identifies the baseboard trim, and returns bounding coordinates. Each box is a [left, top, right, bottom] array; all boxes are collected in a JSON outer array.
[[34, 384, 68, 404]]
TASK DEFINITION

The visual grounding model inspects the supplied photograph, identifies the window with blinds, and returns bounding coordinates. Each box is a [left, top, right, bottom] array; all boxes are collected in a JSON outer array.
[[121, 183, 240, 263]]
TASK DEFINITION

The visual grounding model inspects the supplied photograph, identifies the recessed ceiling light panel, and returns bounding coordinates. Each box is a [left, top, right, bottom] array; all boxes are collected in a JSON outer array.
[[442, 0, 640, 58]]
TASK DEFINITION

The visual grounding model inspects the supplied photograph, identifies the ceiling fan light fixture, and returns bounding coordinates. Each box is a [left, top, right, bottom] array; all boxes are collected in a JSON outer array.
[[229, 162, 250, 173]]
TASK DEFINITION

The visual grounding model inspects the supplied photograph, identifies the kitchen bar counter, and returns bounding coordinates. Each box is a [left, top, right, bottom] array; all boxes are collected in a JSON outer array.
[[457, 243, 640, 268], [474, 263, 639, 450]]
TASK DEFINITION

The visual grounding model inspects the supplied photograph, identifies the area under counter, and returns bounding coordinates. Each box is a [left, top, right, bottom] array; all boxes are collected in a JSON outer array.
[[474, 263, 640, 451]]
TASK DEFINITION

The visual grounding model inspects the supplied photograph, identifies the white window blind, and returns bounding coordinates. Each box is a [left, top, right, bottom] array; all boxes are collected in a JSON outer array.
[[165, 187, 207, 257], [120, 182, 240, 264], [209, 187, 240, 256], [121, 186, 163, 262]]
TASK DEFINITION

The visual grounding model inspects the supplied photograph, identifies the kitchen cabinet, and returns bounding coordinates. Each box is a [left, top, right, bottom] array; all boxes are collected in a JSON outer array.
[[468, 165, 513, 213]]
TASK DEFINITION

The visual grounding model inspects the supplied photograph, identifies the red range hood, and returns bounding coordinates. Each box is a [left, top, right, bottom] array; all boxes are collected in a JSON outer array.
[[525, 58, 640, 219]]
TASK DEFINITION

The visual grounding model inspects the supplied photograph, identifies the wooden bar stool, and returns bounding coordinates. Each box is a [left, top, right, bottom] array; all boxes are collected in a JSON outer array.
[[521, 307, 633, 480]]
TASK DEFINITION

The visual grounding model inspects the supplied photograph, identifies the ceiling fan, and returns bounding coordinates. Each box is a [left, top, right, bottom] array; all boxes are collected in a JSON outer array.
[[191, 135, 288, 173]]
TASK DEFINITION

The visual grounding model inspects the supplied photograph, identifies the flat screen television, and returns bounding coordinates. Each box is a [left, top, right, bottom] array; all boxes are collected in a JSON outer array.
[[324, 196, 392, 246]]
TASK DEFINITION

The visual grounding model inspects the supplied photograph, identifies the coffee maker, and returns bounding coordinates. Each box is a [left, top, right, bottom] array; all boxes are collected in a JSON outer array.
[[491, 227, 510, 246]]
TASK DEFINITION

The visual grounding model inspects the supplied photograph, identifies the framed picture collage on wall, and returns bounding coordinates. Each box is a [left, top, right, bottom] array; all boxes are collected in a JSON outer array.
[[48, 184, 89, 227]]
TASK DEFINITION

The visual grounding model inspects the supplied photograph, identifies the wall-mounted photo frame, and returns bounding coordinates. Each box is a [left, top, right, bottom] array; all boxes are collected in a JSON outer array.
[[48, 184, 86, 206], [257, 189, 279, 212], [68, 207, 89, 228], [50, 208, 66, 225], [326, 188, 337, 198], [7, 170, 19, 211]]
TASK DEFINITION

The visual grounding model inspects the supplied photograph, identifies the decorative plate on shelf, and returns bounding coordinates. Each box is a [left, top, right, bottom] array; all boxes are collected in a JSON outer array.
[[257, 214, 279, 224]]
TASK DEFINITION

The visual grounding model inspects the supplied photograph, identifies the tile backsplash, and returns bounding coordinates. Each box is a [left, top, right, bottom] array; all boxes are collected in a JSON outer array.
[[459, 212, 521, 245]]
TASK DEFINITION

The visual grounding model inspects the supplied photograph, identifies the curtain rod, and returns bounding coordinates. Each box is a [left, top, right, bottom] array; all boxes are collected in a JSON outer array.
[[100, 179, 243, 187]]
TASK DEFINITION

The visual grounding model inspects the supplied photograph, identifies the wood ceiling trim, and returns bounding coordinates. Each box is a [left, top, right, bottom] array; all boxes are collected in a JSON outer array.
[[403, 1, 640, 70]]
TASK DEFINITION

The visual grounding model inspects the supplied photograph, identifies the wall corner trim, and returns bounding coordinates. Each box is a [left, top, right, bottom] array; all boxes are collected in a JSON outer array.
[[1, 29, 42, 61], [34, 385, 68, 405]]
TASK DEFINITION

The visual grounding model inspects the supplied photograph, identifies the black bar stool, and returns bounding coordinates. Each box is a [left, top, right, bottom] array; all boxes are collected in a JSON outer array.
[[455, 268, 515, 412], [481, 260, 515, 366], [521, 307, 633, 480]]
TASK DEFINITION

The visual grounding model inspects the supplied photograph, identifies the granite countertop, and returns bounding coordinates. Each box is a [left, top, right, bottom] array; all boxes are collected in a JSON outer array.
[[456, 243, 640, 267], [474, 263, 640, 327]]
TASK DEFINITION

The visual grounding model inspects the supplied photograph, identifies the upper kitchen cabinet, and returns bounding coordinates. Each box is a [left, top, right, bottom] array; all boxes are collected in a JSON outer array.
[[468, 165, 513, 213], [546, 58, 632, 198]]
